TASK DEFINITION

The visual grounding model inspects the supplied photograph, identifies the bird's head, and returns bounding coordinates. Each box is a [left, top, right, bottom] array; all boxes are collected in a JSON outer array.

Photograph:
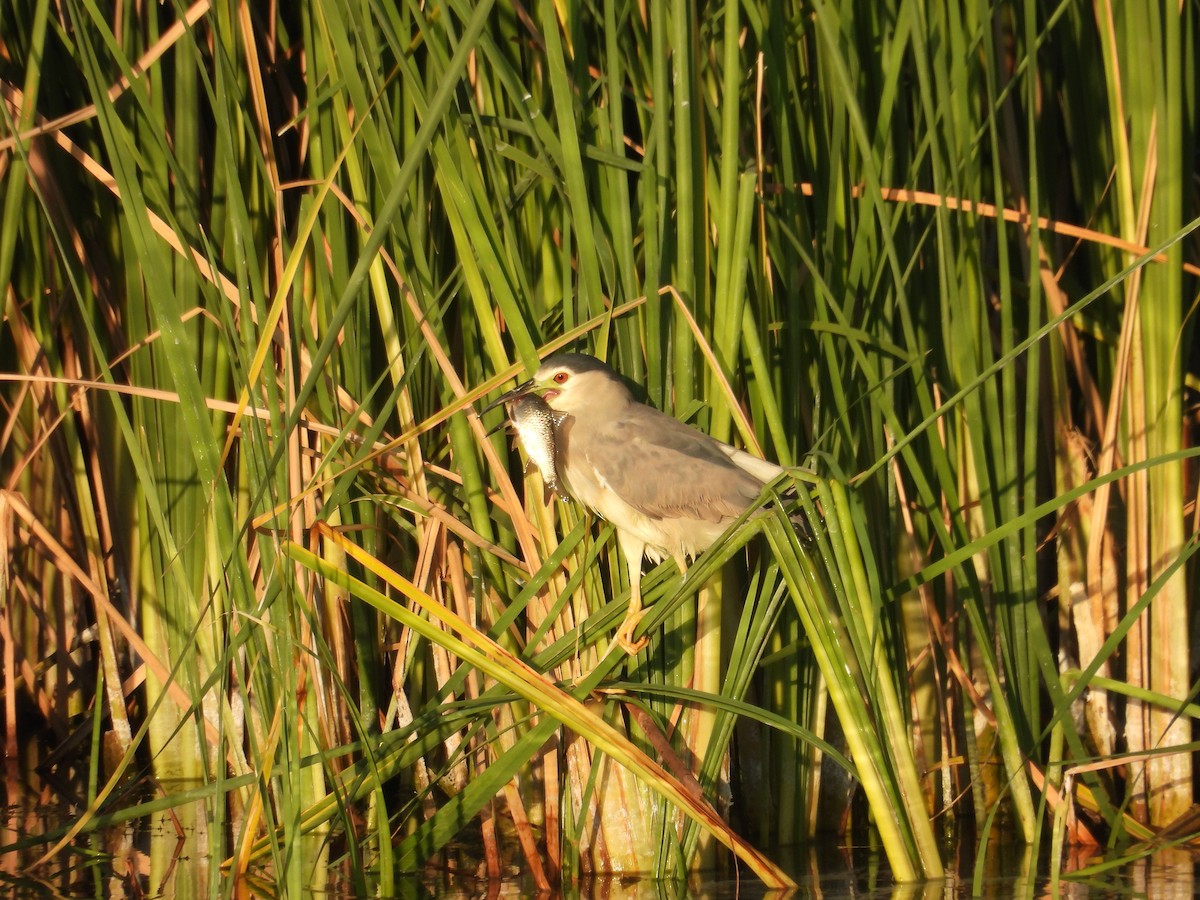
[[486, 353, 633, 419]]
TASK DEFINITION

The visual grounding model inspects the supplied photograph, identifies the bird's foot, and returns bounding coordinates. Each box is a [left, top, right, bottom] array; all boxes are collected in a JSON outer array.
[[614, 608, 649, 655]]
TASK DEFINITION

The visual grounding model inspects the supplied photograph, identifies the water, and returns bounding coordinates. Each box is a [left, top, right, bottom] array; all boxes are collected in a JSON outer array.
[[1, 805, 1196, 899]]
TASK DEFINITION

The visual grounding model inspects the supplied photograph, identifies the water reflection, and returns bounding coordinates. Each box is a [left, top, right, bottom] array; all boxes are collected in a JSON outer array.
[[1, 813, 1197, 898], [368, 845, 1199, 899]]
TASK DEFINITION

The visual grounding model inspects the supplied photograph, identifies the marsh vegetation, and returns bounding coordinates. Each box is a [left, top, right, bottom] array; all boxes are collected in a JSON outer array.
[[1, 0, 1197, 892]]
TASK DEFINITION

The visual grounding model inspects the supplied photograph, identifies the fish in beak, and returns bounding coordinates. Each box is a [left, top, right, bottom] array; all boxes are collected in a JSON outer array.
[[484, 390, 568, 502]]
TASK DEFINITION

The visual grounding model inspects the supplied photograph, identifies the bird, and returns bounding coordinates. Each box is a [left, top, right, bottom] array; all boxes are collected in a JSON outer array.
[[487, 352, 789, 655]]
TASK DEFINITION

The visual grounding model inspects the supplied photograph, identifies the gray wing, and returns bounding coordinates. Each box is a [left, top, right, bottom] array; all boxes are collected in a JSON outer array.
[[585, 405, 765, 522]]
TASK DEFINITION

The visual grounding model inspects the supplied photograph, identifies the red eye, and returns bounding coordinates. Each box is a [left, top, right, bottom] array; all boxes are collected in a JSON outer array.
[[553, 372, 569, 384]]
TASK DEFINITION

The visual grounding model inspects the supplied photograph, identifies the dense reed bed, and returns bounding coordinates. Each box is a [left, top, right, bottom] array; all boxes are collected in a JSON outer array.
[[1, 0, 1197, 890]]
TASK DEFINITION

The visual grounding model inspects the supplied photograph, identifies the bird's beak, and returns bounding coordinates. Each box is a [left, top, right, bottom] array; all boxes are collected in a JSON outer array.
[[484, 416, 513, 437], [481, 378, 536, 415]]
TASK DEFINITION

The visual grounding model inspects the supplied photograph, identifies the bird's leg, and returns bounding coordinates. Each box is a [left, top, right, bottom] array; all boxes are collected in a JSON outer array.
[[614, 539, 648, 655], [673, 553, 689, 582], [614, 581, 647, 655]]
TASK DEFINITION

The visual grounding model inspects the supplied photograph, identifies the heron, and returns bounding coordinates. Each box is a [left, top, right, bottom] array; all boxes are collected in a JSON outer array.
[[488, 352, 789, 654]]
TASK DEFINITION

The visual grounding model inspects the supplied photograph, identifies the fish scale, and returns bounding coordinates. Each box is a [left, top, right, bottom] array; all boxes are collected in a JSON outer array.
[[505, 393, 568, 501]]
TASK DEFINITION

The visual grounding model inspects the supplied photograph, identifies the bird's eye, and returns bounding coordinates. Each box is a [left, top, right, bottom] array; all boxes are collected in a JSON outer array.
[[553, 372, 569, 384]]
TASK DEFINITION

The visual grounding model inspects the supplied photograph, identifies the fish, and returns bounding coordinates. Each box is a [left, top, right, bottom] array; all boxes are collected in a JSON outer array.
[[505, 392, 568, 502]]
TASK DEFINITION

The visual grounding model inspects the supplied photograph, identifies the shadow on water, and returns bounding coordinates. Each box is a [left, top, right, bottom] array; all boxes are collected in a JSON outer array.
[[2, 802, 1198, 900]]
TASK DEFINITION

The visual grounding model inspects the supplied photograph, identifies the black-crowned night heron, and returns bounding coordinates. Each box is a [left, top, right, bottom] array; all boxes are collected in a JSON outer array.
[[489, 352, 787, 654]]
